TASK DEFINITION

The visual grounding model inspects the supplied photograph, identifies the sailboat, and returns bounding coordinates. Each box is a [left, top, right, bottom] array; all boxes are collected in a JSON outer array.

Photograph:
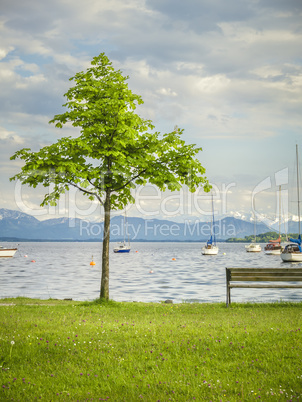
[[245, 199, 261, 252], [113, 212, 131, 253], [281, 145, 302, 262], [201, 195, 219, 255], [264, 185, 282, 255]]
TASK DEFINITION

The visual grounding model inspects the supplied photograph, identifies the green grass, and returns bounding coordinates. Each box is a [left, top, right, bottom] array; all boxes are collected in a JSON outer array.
[[0, 298, 302, 401]]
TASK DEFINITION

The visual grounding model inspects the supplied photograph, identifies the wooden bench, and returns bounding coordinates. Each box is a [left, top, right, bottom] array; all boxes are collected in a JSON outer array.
[[226, 267, 302, 306]]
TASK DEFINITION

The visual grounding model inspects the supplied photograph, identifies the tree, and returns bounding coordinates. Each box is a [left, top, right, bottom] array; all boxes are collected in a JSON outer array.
[[10, 53, 210, 300]]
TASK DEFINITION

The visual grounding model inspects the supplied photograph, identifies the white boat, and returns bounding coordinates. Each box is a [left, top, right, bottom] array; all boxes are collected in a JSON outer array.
[[113, 213, 131, 253], [281, 145, 302, 262], [245, 243, 261, 252], [0, 246, 17, 258], [202, 242, 219, 255], [246, 199, 261, 252], [281, 241, 302, 262], [201, 195, 219, 255]]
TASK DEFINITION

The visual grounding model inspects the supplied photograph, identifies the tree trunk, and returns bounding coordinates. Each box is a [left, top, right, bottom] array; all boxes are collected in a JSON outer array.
[[100, 190, 111, 299]]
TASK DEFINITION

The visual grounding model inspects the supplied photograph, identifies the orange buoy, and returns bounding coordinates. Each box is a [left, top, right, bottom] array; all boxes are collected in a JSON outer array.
[[31, 260, 36, 263], [90, 255, 96, 266], [172, 258, 176, 261]]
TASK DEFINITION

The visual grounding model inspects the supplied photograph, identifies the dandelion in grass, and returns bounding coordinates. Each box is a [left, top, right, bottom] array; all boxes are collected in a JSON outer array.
[[9, 341, 15, 359]]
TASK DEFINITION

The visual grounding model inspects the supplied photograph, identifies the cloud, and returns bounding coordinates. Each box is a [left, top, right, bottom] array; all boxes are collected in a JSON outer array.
[[0, 126, 24, 145]]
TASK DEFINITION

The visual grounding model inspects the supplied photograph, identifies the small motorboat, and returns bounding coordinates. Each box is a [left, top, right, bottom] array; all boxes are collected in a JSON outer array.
[[245, 243, 261, 252], [0, 246, 17, 258], [265, 186, 283, 255], [264, 236, 282, 255]]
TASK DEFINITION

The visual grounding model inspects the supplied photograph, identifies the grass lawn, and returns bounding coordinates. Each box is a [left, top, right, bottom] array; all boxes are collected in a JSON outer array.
[[0, 298, 301, 401]]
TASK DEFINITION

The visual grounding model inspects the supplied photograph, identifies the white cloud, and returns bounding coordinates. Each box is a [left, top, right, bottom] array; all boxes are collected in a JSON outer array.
[[0, 127, 24, 144], [157, 88, 177, 97], [15, 74, 46, 89], [195, 74, 231, 94], [0, 46, 14, 60]]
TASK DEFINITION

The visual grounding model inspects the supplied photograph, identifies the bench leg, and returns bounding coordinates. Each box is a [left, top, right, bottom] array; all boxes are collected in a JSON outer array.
[[226, 268, 231, 307], [226, 284, 231, 307]]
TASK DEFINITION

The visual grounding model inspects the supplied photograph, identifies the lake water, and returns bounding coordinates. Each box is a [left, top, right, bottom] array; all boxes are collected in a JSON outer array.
[[0, 242, 301, 303]]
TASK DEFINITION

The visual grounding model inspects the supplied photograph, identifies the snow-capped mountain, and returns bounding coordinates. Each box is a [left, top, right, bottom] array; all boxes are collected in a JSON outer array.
[[0, 208, 275, 241]]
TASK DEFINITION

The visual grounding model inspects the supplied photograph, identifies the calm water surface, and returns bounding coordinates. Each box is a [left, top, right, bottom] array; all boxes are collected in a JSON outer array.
[[1, 242, 301, 303]]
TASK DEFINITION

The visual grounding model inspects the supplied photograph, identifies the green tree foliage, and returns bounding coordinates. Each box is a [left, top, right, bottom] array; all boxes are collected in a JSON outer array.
[[226, 231, 294, 243], [10, 53, 210, 300]]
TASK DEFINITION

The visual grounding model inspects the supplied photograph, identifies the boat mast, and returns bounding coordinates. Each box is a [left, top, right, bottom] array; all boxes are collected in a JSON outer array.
[[296, 144, 301, 235], [127, 214, 130, 247], [211, 195, 216, 245], [278, 185, 281, 238], [253, 198, 257, 243], [124, 210, 130, 247], [123, 212, 126, 245]]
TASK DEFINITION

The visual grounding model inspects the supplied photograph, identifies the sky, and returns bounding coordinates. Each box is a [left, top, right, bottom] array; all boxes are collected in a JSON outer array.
[[1, 0, 302, 225]]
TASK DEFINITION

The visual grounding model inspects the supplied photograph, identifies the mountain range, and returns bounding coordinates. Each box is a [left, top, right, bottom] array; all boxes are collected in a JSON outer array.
[[0, 208, 296, 242]]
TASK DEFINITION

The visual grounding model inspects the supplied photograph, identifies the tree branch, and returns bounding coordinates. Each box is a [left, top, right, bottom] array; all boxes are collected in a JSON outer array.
[[112, 168, 147, 192], [68, 181, 104, 205]]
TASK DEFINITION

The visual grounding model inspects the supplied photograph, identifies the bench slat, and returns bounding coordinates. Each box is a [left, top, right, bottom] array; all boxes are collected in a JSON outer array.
[[230, 284, 302, 288], [227, 267, 302, 273], [229, 276, 302, 281]]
